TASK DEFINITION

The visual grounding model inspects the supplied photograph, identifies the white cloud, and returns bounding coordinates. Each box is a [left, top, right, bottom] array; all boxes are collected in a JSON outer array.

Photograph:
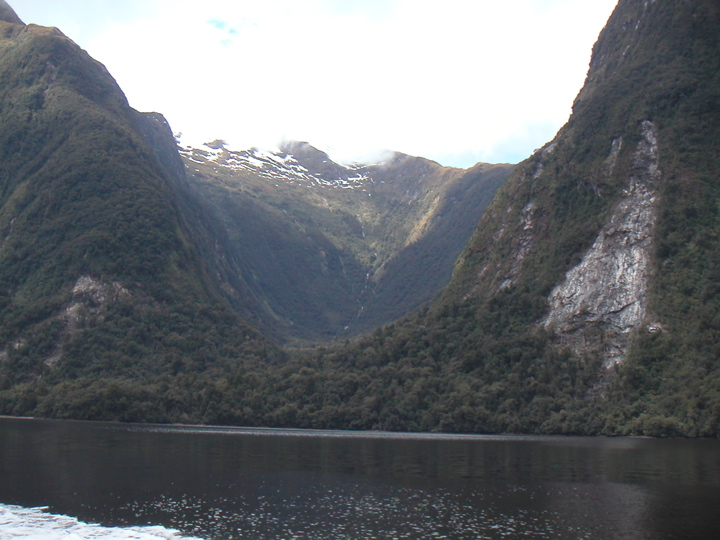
[[13, 0, 618, 167]]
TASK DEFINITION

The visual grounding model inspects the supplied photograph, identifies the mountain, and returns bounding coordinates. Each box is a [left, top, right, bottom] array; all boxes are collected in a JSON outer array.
[[181, 140, 511, 342], [444, 0, 720, 387], [0, 5, 280, 420]]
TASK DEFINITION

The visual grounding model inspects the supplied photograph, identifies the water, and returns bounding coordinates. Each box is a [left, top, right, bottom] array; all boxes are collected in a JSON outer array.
[[1, 417, 720, 539]]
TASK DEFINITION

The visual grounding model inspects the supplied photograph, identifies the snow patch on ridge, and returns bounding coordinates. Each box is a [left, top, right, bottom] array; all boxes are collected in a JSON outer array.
[[180, 144, 372, 190]]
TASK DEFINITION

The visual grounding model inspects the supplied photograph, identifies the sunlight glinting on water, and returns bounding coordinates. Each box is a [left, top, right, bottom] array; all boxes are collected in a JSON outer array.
[[115, 484, 592, 540]]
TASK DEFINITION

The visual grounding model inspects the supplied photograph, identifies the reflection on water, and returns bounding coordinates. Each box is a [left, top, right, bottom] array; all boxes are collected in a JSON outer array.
[[1, 418, 720, 539]]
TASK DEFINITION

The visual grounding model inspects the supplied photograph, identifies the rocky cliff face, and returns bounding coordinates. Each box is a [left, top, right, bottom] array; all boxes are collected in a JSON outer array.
[[45, 276, 131, 368], [544, 120, 662, 367], [449, 0, 720, 371]]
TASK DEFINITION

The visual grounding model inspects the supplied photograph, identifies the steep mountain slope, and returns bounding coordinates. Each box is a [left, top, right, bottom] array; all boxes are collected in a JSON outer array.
[[448, 0, 720, 368], [182, 141, 511, 341], [0, 7, 278, 417]]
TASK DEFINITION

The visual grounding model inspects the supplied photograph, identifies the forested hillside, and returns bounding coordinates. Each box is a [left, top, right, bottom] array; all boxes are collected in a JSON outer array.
[[0, 0, 505, 419], [0, 2, 281, 415]]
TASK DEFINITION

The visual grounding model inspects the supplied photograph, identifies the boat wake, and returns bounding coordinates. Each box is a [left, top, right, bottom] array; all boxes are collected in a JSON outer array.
[[0, 503, 203, 540]]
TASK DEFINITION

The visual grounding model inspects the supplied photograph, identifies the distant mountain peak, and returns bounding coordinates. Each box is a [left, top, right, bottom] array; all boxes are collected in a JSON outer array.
[[0, 0, 23, 24], [181, 141, 373, 190]]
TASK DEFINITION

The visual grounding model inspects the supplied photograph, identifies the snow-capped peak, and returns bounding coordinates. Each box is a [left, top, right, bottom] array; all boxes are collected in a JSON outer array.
[[179, 143, 372, 190]]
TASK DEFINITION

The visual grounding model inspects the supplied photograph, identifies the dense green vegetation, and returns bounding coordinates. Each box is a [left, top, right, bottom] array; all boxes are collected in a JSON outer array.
[[0, 16, 279, 399], [2, 0, 720, 438]]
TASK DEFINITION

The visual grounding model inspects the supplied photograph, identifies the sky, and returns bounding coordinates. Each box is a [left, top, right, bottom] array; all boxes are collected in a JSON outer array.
[[12, 0, 619, 168]]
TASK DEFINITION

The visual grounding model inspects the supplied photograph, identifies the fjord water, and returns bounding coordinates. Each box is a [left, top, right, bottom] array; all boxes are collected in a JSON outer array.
[[1, 418, 719, 539]]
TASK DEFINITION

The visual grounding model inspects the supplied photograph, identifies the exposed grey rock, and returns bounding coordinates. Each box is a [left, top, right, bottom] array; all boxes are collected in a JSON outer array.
[[45, 276, 130, 367], [606, 137, 623, 176], [544, 121, 661, 367], [499, 200, 539, 291]]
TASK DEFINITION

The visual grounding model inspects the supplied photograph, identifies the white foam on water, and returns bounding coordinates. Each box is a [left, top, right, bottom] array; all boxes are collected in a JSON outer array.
[[0, 504, 205, 540]]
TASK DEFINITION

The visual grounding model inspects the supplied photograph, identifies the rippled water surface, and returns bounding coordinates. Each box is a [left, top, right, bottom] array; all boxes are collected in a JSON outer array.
[[2, 417, 720, 539]]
